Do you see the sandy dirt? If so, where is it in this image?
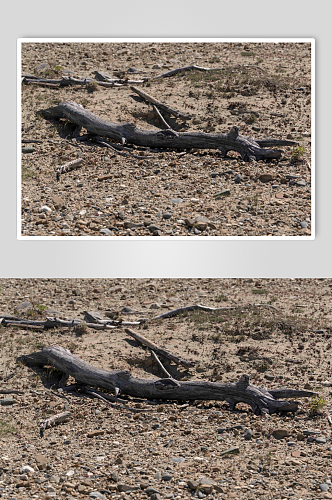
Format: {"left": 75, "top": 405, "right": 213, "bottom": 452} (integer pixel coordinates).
{"left": 20, "top": 41, "right": 312, "bottom": 237}
{"left": 1, "top": 278, "right": 332, "bottom": 499}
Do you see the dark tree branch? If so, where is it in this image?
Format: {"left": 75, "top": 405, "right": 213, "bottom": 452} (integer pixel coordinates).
{"left": 36, "top": 101, "right": 298, "bottom": 162}
{"left": 17, "top": 346, "right": 317, "bottom": 415}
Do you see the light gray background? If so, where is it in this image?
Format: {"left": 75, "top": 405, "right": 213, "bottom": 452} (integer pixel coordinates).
{"left": 1, "top": 0, "right": 330, "bottom": 278}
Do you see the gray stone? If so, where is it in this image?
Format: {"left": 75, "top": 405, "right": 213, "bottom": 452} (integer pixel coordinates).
{"left": 319, "top": 484, "right": 329, "bottom": 492}
{"left": 162, "top": 474, "right": 173, "bottom": 481}
{"left": 197, "top": 492, "right": 206, "bottom": 499}
{"left": 297, "top": 181, "right": 306, "bottom": 187}
{"left": 22, "top": 147, "right": 35, "bottom": 153}
{"left": 150, "top": 494, "right": 162, "bottom": 500}
{"left": 99, "top": 229, "right": 113, "bottom": 236}
{"left": 153, "top": 230, "right": 163, "bottom": 236}
{"left": 117, "top": 484, "right": 135, "bottom": 492}
{"left": 264, "top": 372, "right": 275, "bottom": 381}
{"left": 300, "top": 221, "right": 308, "bottom": 228}
{"left": 1, "top": 398, "right": 18, "bottom": 407}
{"left": 170, "top": 198, "right": 183, "bottom": 204}
{"left": 16, "top": 301, "right": 32, "bottom": 310}
{"left": 287, "top": 441, "right": 297, "bottom": 446}
{"left": 234, "top": 174, "right": 242, "bottom": 183}
{"left": 316, "top": 437, "right": 327, "bottom": 444}
{"left": 244, "top": 429, "right": 253, "bottom": 440}
{"left": 170, "top": 457, "right": 185, "bottom": 463}
{"left": 89, "top": 492, "right": 106, "bottom": 499}
{"left": 145, "top": 488, "right": 161, "bottom": 496}
{"left": 198, "top": 477, "right": 216, "bottom": 486}
{"left": 162, "top": 213, "right": 172, "bottom": 219}
{"left": 303, "top": 430, "right": 321, "bottom": 435}
{"left": 147, "top": 225, "right": 162, "bottom": 232}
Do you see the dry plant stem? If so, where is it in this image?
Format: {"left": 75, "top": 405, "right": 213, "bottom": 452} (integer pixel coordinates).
{"left": 125, "top": 328, "right": 194, "bottom": 368}
{"left": 130, "top": 86, "right": 190, "bottom": 120}
{"left": 151, "top": 304, "right": 235, "bottom": 320}
{"left": 22, "top": 139, "right": 43, "bottom": 144}
{"left": 92, "top": 137, "right": 153, "bottom": 159}
{"left": 326, "top": 412, "right": 332, "bottom": 426}
{"left": 36, "top": 101, "right": 297, "bottom": 161}
{"left": 243, "top": 65, "right": 266, "bottom": 72}
{"left": 0, "top": 389, "right": 24, "bottom": 394}
{"left": 40, "top": 411, "right": 71, "bottom": 438}
{"left": 83, "top": 387, "right": 152, "bottom": 413}
{"left": 150, "top": 350, "right": 172, "bottom": 378}
{"left": 18, "top": 346, "right": 317, "bottom": 415}
{"left": 153, "top": 65, "right": 225, "bottom": 79}
{"left": 254, "top": 303, "right": 279, "bottom": 311}
{"left": 152, "top": 105, "right": 172, "bottom": 130}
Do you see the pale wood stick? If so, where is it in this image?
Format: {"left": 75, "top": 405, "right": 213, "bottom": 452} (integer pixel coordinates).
{"left": 56, "top": 158, "right": 83, "bottom": 179}
{"left": 153, "top": 65, "right": 224, "bottom": 79}
{"left": 152, "top": 105, "right": 172, "bottom": 130}
{"left": 151, "top": 304, "right": 235, "bottom": 321}
{"left": 130, "top": 86, "right": 190, "bottom": 120}
{"left": 40, "top": 411, "right": 71, "bottom": 437}
{"left": 150, "top": 349, "right": 172, "bottom": 378}
{"left": 125, "top": 328, "right": 194, "bottom": 368}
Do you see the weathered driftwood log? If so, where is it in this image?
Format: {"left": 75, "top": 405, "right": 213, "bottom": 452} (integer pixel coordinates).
{"left": 36, "top": 101, "right": 297, "bottom": 161}
{"left": 17, "top": 346, "right": 317, "bottom": 415}
{"left": 0, "top": 315, "right": 141, "bottom": 330}
{"left": 124, "top": 328, "right": 194, "bottom": 368}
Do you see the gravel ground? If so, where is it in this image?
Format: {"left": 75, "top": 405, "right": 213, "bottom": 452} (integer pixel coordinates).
{"left": 20, "top": 41, "right": 312, "bottom": 237}
{"left": 1, "top": 278, "right": 332, "bottom": 500}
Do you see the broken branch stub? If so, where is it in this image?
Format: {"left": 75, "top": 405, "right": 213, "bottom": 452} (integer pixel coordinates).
{"left": 36, "top": 101, "right": 297, "bottom": 162}
{"left": 17, "top": 346, "right": 317, "bottom": 415}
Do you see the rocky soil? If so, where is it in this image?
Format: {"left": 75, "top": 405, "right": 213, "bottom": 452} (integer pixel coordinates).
{"left": 1, "top": 278, "right": 332, "bottom": 499}
{"left": 20, "top": 41, "right": 312, "bottom": 237}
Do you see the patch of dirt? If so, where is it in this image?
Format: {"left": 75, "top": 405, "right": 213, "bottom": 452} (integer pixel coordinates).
{"left": 1, "top": 279, "right": 331, "bottom": 499}
{"left": 20, "top": 41, "right": 312, "bottom": 237}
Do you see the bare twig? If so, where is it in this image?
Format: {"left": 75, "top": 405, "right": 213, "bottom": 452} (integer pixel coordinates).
{"left": 153, "top": 65, "right": 224, "bottom": 79}
{"left": 130, "top": 86, "right": 190, "bottom": 120}
{"left": 22, "top": 139, "right": 43, "bottom": 144}
{"left": 243, "top": 65, "right": 266, "bottom": 72}
{"left": 152, "top": 105, "right": 172, "bottom": 130}
{"left": 150, "top": 350, "right": 172, "bottom": 378}
{"left": 151, "top": 304, "right": 235, "bottom": 321}
{"left": 92, "top": 137, "right": 153, "bottom": 159}
{"left": 254, "top": 303, "right": 279, "bottom": 312}
{"left": 0, "top": 389, "right": 24, "bottom": 395}
{"left": 125, "top": 328, "right": 194, "bottom": 368}
{"left": 83, "top": 387, "right": 153, "bottom": 413}
{"left": 326, "top": 412, "right": 332, "bottom": 427}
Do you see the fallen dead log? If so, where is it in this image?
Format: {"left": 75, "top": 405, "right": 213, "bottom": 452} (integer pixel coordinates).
{"left": 18, "top": 346, "right": 317, "bottom": 415}
{"left": 0, "top": 315, "right": 142, "bottom": 330}
{"left": 130, "top": 86, "right": 190, "bottom": 120}
{"left": 125, "top": 328, "right": 194, "bottom": 368}
{"left": 36, "top": 101, "right": 297, "bottom": 161}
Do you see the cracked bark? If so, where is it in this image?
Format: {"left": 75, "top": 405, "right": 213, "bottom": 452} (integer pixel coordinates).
{"left": 18, "top": 346, "right": 316, "bottom": 415}
{"left": 36, "top": 101, "right": 298, "bottom": 162}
